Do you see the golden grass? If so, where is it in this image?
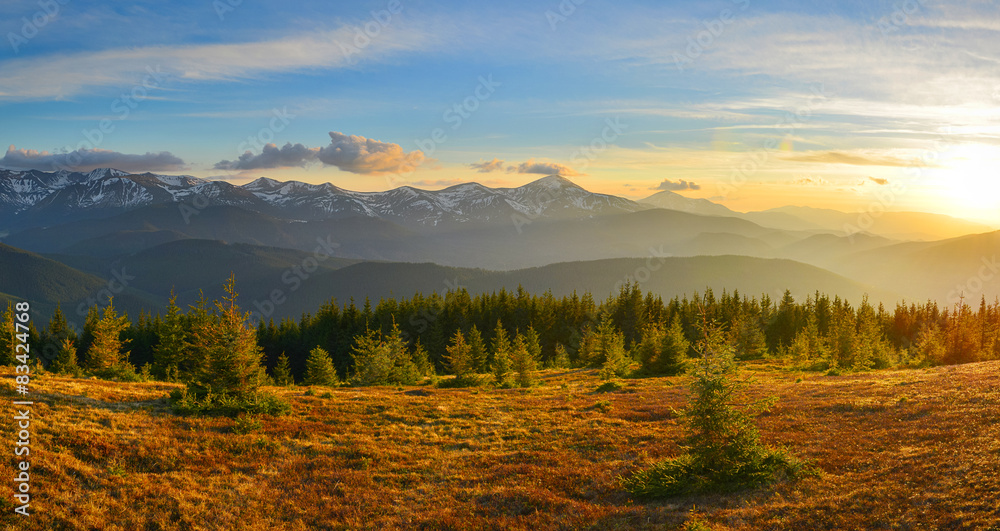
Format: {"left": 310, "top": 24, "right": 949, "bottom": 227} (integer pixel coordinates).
{"left": 2, "top": 361, "right": 999, "bottom": 530}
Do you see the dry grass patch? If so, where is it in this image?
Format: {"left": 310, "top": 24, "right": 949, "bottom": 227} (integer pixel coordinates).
{"left": 0, "top": 362, "right": 998, "bottom": 529}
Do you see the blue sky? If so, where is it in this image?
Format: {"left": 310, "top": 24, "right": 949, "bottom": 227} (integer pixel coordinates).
{"left": 2, "top": 0, "right": 999, "bottom": 223}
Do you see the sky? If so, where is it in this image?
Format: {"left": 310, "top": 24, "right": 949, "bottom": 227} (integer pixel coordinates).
{"left": 1, "top": 0, "right": 999, "bottom": 225}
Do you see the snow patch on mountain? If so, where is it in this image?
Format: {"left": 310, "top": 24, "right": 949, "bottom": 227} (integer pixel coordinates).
{"left": 0, "top": 167, "right": 658, "bottom": 228}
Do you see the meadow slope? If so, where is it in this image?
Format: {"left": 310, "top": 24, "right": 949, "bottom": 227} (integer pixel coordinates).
{"left": 2, "top": 362, "right": 999, "bottom": 530}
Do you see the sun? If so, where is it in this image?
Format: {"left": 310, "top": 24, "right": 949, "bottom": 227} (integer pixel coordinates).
{"left": 934, "top": 144, "right": 1000, "bottom": 225}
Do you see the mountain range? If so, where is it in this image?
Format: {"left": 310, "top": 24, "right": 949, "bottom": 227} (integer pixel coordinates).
{"left": 1, "top": 167, "right": 997, "bottom": 322}
{"left": 0, "top": 168, "right": 641, "bottom": 231}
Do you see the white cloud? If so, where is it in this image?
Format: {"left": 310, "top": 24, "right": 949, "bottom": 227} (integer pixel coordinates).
{"left": 0, "top": 24, "right": 433, "bottom": 100}
{"left": 317, "top": 132, "right": 426, "bottom": 175}
{"left": 468, "top": 158, "right": 506, "bottom": 173}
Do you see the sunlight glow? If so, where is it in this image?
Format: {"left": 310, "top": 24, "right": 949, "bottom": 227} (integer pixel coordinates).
{"left": 936, "top": 144, "right": 1000, "bottom": 225}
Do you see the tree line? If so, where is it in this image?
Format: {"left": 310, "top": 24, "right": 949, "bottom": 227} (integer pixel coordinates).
{"left": 3, "top": 281, "right": 999, "bottom": 390}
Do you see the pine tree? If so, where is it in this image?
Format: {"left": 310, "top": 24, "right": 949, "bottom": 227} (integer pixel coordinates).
{"left": 579, "top": 314, "right": 629, "bottom": 375}
{"left": 599, "top": 333, "right": 630, "bottom": 380}
{"left": 523, "top": 325, "right": 543, "bottom": 365}
{"left": 853, "top": 297, "right": 893, "bottom": 370}
{"left": 0, "top": 303, "right": 16, "bottom": 366}
{"left": 50, "top": 338, "right": 79, "bottom": 375}
{"left": 184, "top": 291, "right": 214, "bottom": 381}
{"left": 677, "top": 316, "right": 797, "bottom": 490}
{"left": 551, "top": 343, "right": 571, "bottom": 369}
{"left": 190, "top": 275, "right": 266, "bottom": 399}
{"left": 466, "top": 324, "right": 488, "bottom": 373}
{"left": 384, "top": 321, "right": 420, "bottom": 385}
{"left": 788, "top": 313, "right": 827, "bottom": 365}
{"left": 910, "top": 324, "right": 945, "bottom": 366}
{"left": 828, "top": 301, "right": 855, "bottom": 369}
{"left": 350, "top": 328, "right": 393, "bottom": 385}
{"left": 444, "top": 329, "right": 474, "bottom": 380}
{"left": 153, "top": 293, "right": 187, "bottom": 381}
{"left": 40, "top": 305, "right": 76, "bottom": 369}
{"left": 86, "top": 299, "right": 131, "bottom": 371}
{"left": 624, "top": 314, "right": 804, "bottom": 497}
{"left": 411, "top": 339, "right": 434, "bottom": 377}
{"left": 588, "top": 315, "right": 630, "bottom": 379}
{"left": 511, "top": 333, "right": 537, "bottom": 387}
{"left": 491, "top": 320, "right": 512, "bottom": 387}
{"left": 577, "top": 324, "right": 601, "bottom": 368}
{"left": 730, "top": 314, "right": 768, "bottom": 360}
{"left": 77, "top": 305, "right": 100, "bottom": 366}
{"left": 637, "top": 317, "right": 688, "bottom": 376}
{"left": 271, "top": 353, "right": 296, "bottom": 386}
{"left": 304, "top": 347, "right": 339, "bottom": 386}
{"left": 945, "top": 300, "right": 980, "bottom": 365}
{"left": 659, "top": 315, "right": 690, "bottom": 374}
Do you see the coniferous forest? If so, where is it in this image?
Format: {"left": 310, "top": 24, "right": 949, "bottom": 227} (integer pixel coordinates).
{"left": 5, "top": 279, "right": 998, "bottom": 387}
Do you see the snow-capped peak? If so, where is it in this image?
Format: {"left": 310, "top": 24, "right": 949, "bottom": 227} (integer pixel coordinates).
{"left": 0, "top": 168, "right": 652, "bottom": 228}
{"left": 86, "top": 168, "right": 130, "bottom": 181}
{"left": 524, "top": 174, "right": 580, "bottom": 191}
{"left": 243, "top": 177, "right": 283, "bottom": 191}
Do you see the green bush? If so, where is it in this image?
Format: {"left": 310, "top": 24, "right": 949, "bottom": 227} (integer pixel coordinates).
{"left": 91, "top": 362, "right": 146, "bottom": 382}
{"left": 594, "top": 380, "right": 625, "bottom": 393}
{"left": 169, "top": 388, "right": 291, "bottom": 417}
{"left": 232, "top": 414, "right": 263, "bottom": 434}
{"left": 436, "top": 374, "right": 482, "bottom": 388}
{"left": 624, "top": 317, "right": 810, "bottom": 498}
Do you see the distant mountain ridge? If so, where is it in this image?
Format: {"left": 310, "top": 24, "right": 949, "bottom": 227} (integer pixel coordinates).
{"left": 4, "top": 167, "right": 991, "bottom": 241}
{"left": 0, "top": 168, "right": 646, "bottom": 230}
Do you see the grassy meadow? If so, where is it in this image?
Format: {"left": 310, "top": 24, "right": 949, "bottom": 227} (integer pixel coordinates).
{"left": 3, "top": 361, "right": 1000, "bottom": 530}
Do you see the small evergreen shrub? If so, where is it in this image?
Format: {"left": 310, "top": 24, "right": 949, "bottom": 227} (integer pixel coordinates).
{"left": 624, "top": 316, "right": 810, "bottom": 498}
{"left": 304, "top": 347, "right": 340, "bottom": 387}
{"left": 595, "top": 380, "right": 625, "bottom": 393}
{"left": 436, "top": 374, "right": 482, "bottom": 388}
{"left": 170, "top": 388, "right": 291, "bottom": 417}
{"left": 232, "top": 414, "right": 263, "bottom": 434}
{"left": 91, "top": 362, "right": 145, "bottom": 382}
